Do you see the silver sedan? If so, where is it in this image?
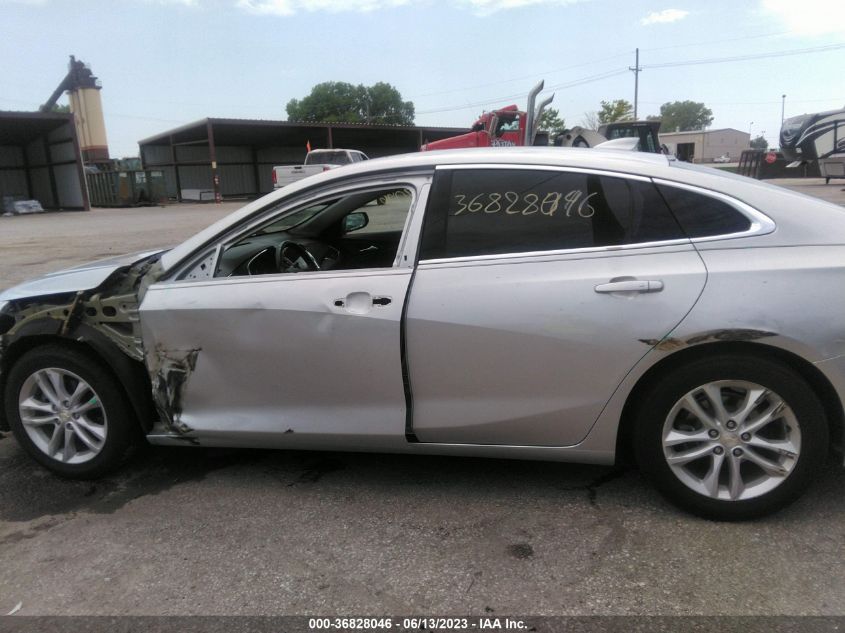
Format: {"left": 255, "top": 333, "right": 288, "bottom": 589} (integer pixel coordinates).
{"left": 1, "top": 147, "right": 843, "bottom": 520}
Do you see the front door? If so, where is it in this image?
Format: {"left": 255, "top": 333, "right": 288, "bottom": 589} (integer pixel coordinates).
{"left": 139, "top": 180, "right": 427, "bottom": 445}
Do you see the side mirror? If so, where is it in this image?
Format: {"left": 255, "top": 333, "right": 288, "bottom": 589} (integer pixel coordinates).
{"left": 343, "top": 211, "right": 369, "bottom": 233}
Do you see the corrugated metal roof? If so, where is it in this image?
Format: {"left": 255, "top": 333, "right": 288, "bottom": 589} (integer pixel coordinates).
{"left": 0, "top": 111, "right": 75, "bottom": 145}
{"left": 139, "top": 118, "right": 467, "bottom": 146}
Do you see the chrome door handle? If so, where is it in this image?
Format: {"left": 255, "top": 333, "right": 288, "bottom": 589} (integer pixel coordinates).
{"left": 332, "top": 293, "right": 392, "bottom": 314}
{"left": 594, "top": 279, "right": 664, "bottom": 293}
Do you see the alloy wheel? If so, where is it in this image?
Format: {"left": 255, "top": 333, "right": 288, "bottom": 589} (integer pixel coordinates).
{"left": 661, "top": 380, "right": 801, "bottom": 501}
{"left": 18, "top": 367, "right": 109, "bottom": 465}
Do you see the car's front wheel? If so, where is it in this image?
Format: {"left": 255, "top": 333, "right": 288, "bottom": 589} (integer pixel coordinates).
{"left": 634, "top": 355, "right": 829, "bottom": 520}
{"left": 4, "top": 345, "right": 136, "bottom": 478}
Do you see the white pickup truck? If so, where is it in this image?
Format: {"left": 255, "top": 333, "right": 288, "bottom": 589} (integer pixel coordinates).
{"left": 272, "top": 149, "right": 369, "bottom": 189}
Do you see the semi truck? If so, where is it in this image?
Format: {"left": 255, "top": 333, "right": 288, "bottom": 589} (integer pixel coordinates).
{"left": 421, "top": 82, "right": 554, "bottom": 151}
{"left": 421, "top": 81, "right": 664, "bottom": 154}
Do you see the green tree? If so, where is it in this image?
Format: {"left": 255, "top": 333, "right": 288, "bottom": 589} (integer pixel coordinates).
{"left": 286, "top": 81, "right": 414, "bottom": 125}
{"left": 597, "top": 99, "right": 634, "bottom": 124}
{"left": 50, "top": 104, "right": 71, "bottom": 113}
{"left": 750, "top": 135, "right": 768, "bottom": 150}
{"left": 537, "top": 107, "right": 565, "bottom": 135}
{"left": 649, "top": 101, "right": 714, "bottom": 132}
{"left": 364, "top": 82, "right": 415, "bottom": 125}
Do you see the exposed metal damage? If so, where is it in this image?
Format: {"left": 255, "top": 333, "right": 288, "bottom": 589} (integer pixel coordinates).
{"left": 640, "top": 329, "right": 778, "bottom": 352}
{"left": 148, "top": 347, "right": 200, "bottom": 435}
{"left": 0, "top": 254, "right": 196, "bottom": 435}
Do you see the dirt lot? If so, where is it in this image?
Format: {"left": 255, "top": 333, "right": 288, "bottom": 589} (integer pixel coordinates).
{"left": 0, "top": 181, "right": 844, "bottom": 616}
{"left": 0, "top": 202, "right": 237, "bottom": 290}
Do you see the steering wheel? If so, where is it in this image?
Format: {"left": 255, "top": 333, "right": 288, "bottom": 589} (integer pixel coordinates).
{"left": 279, "top": 241, "right": 321, "bottom": 273}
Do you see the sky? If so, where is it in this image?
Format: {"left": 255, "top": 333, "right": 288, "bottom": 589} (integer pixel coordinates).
{"left": 1, "top": 0, "right": 844, "bottom": 157}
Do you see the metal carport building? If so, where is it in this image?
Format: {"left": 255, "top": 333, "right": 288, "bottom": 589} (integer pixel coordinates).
{"left": 138, "top": 118, "right": 467, "bottom": 202}
{"left": 0, "top": 111, "right": 89, "bottom": 211}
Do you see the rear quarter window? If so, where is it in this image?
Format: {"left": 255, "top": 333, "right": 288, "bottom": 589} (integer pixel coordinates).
{"left": 657, "top": 184, "right": 752, "bottom": 237}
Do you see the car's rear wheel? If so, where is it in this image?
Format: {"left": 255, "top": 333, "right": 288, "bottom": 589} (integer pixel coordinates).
{"left": 634, "top": 355, "right": 828, "bottom": 520}
{"left": 4, "top": 345, "right": 136, "bottom": 478}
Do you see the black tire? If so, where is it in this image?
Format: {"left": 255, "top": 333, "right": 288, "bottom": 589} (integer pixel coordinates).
{"left": 633, "top": 355, "right": 828, "bottom": 520}
{"left": 4, "top": 345, "right": 137, "bottom": 479}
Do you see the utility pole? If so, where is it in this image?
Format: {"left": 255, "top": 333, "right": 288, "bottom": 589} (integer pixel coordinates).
{"left": 629, "top": 48, "right": 642, "bottom": 119}
{"left": 781, "top": 94, "right": 787, "bottom": 126}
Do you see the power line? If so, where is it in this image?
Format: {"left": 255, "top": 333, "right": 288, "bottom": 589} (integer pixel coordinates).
{"left": 640, "top": 30, "right": 792, "bottom": 53}
{"left": 410, "top": 51, "right": 631, "bottom": 100}
{"left": 639, "top": 97, "right": 845, "bottom": 106}
{"left": 643, "top": 42, "right": 845, "bottom": 69}
{"left": 416, "top": 68, "right": 629, "bottom": 115}
{"left": 411, "top": 30, "right": 798, "bottom": 103}
{"left": 417, "top": 41, "right": 845, "bottom": 117}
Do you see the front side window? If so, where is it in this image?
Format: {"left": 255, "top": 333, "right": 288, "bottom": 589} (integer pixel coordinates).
{"left": 419, "top": 168, "right": 685, "bottom": 260}
{"left": 213, "top": 187, "right": 414, "bottom": 277}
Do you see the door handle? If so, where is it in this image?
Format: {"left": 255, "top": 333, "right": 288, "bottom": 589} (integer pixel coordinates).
{"left": 333, "top": 294, "right": 392, "bottom": 312}
{"left": 594, "top": 279, "right": 664, "bottom": 293}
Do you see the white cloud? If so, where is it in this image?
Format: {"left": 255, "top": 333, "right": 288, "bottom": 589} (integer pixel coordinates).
{"left": 236, "top": 0, "right": 411, "bottom": 15}
{"left": 760, "top": 0, "right": 845, "bottom": 36}
{"left": 237, "top": 0, "right": 584, "bottom": 16}
{"left": 640, "top": 8, "right": 689, "bottom": 26}
{"left": 4, "top": 0, "right": 586, "bottom": 15}
{"left": 461, "top": 0, "right": 584, "bottom": 16}
{"left": 1, "top": 0, "right": 197, "bottom": 5}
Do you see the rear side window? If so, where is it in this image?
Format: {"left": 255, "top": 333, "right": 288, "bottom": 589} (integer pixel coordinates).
{"left": 419, "top": 168, "right": 686, "bottom": 259}
{"left": 657, "top": 184, "right": 751, "bottom": 238}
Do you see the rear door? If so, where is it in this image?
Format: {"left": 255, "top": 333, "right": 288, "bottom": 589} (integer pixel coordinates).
{"left": 405, "top": 165, "right": 707, "bottom": 446}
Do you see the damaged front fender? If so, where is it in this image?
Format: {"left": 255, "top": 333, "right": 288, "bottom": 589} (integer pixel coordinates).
{"left": 0, "top": 254, "right": 167, "bottom": 433}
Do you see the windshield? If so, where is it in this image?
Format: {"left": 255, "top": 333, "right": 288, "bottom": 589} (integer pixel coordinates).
{"left": 304, "top": 151, "right": 351, "bottom": 165}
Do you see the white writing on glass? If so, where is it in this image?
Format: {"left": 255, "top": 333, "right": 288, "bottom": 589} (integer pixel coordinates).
{"left": 453, "top": 191, "right": 597, "bottom": 218}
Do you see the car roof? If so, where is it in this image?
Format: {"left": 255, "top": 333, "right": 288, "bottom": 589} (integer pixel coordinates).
{"left": 360, "top": 147, "right": 674, "bottom": 175}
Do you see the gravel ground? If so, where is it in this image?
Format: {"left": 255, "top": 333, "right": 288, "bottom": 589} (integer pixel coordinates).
{"left": 0, "top": 180, "right": 844, "bottom": 616}
{"left": 0, "top": 202, "right": 237, "bottom": 290}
